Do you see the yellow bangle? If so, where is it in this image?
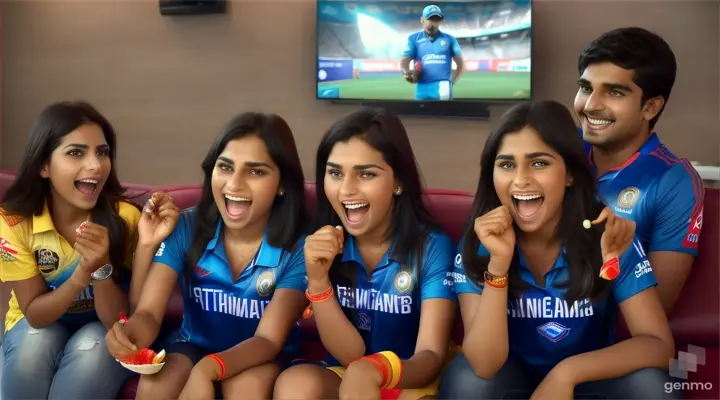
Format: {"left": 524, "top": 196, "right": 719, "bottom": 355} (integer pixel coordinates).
{"left": 378, "top": 351, "right": 403, "bottom": 389}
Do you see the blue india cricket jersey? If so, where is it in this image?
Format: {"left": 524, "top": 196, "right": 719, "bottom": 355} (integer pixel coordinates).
{"left": 153, "top": 208, "right": 307, "bottom": 354}
{"left": 584, "top": 132, "right": 705, "bottom": 255}
{"left": 402, "top": 31, "right": 462, "bottom": 101}
{"left": 453, "top": 236, "right": 656, "bottom": 374}
{"left": 324, "top": 230, "right": 457, "bottom": 366}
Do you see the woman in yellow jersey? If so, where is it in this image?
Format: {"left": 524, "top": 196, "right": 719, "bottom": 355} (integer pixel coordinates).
{"left": 0, "top": 101, "right": 177, "bottom": 399}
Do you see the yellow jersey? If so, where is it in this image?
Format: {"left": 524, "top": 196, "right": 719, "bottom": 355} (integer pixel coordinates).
{"left": 0, "top": 201, "right": 140, "bottom": 332}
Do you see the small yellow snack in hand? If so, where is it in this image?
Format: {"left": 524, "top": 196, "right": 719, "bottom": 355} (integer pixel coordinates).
{"left": 583, "top": 219, "right": 591, "bottom": 229}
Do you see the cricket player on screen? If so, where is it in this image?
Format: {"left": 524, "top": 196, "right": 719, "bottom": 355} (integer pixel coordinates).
{"left": 401, "top": 5, "right": 466, "bottom": 100}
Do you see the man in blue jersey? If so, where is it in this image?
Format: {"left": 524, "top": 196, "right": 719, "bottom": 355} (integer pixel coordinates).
{"left": 575, "top": 27, "right": 705, "bottom": 314}
{"left": 400, "top": 4, "right": 466, "bottom": 100}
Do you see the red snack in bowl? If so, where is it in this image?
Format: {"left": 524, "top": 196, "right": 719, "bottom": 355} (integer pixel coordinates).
{"left": 120, "top": 348, "right": 166, "bottom": 365}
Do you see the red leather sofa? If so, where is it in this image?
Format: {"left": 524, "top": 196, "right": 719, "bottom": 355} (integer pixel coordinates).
{"left": 0, "top": 170, "right": 718, "bottom": 399}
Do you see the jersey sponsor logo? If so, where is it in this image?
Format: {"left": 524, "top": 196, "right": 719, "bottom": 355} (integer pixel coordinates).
{"left": 155, "top": 242, "right": 165, "bottom": 257}
{"left": 443, "top": 271, "right": 455, "bottom": 287}
{"left": 336, "top": 285, "right": 413, "bottom": 315}
{"left": 394, "top": 270, "right": 413, "bottom": 293}
{"left": 635, "top": 259, "right": 652, "bottom": 279}
{"left": 256, "top": 271, "right": 276, "bottom": 297}
{"left": 355, "top": 312, "right": 372, "bottom": 332}
{"left": 509, "top": 296, "right": 594, "bottom": 319}
{"left": 683, "top": 206, "right": 703, "bottom": 248}
{"left": 35, "top": 249, "right": 60, "bottom": 274}
{"left": 537, "top": 321, "right": 571, "bottom": 343}
{"left": 614, "top": 186, "right": 640, "bottom": 214}
{"left": 421, "top": 53, "right": 448, "bottom": 65}
{"left": 0, "top": 237, "right": 18, "bottom": 262}
{"left": 192, "top": 286, "right": 270, "bottom": 319}
{"left": 450, "top": 271, "right": 466, "bottom": 284}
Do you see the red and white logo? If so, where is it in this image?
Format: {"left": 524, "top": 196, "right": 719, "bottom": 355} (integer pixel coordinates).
{"left": 0, "top": 238, "right": 17, "bottom": 255}
{"left": 682, "top": 206, "right": 703, "bottom": 248}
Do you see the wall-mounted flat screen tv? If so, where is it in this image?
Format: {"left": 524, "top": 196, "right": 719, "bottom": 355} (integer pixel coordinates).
{"left": 316, "top": 0, "right": 532, "bottom": 102}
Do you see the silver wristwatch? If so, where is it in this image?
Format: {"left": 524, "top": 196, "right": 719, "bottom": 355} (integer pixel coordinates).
{"left": 91, "top": 264, "right": 114, "bottom": 280}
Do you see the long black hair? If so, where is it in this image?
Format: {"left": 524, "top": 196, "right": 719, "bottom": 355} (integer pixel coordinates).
{"left": 314, "top": 108, "right": 438, "bottom": 285}
{"left": 185, "top": 112, "right": 308, "bottom": 275}
{"left": 461, "top": 100, "right": 610, "bottom": 302}
{"left": 1, "top": 101, "right": 130, "bottom": 272}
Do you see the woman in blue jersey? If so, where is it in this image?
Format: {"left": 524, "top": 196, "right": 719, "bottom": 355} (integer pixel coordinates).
{"left": 273, "top": 108, "right": 457, "bottom": 400}
{"left": 437, "top": 100, "right": 677, "bottom": 399}
{"left": 105, "top": 112, "right": 310, "bottom": 400}
{"left": 0, "top": 101, "right": 164, "bottom": 399}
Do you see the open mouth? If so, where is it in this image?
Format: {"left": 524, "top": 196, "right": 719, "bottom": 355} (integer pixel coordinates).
{"left": 512, "top": 193, "right": 544, "bottom": 221}
{"left": 74, "top": 179, "right": 98, "bottom": 197}
{"left": 224, "top": 194, "right": 252, "bottom": 219}
{"left": 342, "top": 201, "right": 369, "bottom": 227}
{"left": 584, "top": 115, "right": 615, "bottom": 129}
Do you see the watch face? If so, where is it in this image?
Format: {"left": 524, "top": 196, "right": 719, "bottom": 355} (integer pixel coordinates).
{"left": 91, "top": 264, "right": 113, "bottom": 280}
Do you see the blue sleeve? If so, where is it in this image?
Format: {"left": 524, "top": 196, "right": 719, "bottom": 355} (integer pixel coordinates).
{"left": 419, "top": 233, "right": 457, "bottom": 301}
{"left": 450, "top": 36, "right": 462, "bottom": 57}
{"left": 452, "top": 237, "right": 486, "bottom": 295}
{"left": 275, "top": 239, "right": 307, "bottom": 292}
{"left": 612, "top": 236, "right": 657, "bottom": 304}
{"left": 649, "top": 162, "right": 705, "bottom": 256}
{"left": 402, "top": 33, "right": 416, "bottom": 58}
{"left": 151, "top": 211, "right": 191, "bottom": 274}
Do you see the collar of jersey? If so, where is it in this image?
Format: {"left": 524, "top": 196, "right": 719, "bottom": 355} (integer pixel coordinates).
{"left": 516, "top": 246, "right": 569, "bottom": 288}
{"left": 422, "top": 30, "right": 444, "bottom": 41}
{"left": 583, "top": 129, "right": 662, "bottom": 178}
{"left": 205, "top": 220, "right": 282, "bottom": 268}
{"left": 341, "top": 235, "right": 402, "bottom": 270}
{"left": 33, "top": 201, "right": 91, "bottom": 235}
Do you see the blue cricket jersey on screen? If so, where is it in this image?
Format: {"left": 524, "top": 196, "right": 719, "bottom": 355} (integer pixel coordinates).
{"left": 583, "top": 132, "right": 705, "bottom": 256}
{"left": 402, "top": 30, "right": 462, "bottom": 101}
{"left": 453, "top": 236, "right": 656, "bottom": 374}
{"left": 324, "top": 230, "right": 457, "bottom": 367}
{"left": 153, "top": 208, "right": 307, "bottom": 354}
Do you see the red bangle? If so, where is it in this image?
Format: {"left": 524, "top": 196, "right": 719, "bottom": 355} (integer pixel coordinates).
{"left": 355, "top": 354, "right": 392, "bottom": 387}
{"left": 599, "top": 256, "right": 620, "bottom": 280}
{"left": 204, "top": 354, "right": 226, "bottom": 381}
{"left": 305, "top": 286, "right": 334, "bottom": 302}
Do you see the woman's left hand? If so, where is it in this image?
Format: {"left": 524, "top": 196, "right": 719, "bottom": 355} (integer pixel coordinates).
{"left": 530, "top": 368, "right": 574, "bottom": 400}
{"left": 592, "top": 206, "right": 636, "bottom": 261}
{"left": 178, "top": 359, "right": 218, "bottom": 400}
{"left": 339, "top": 359, "right": 384, "bottom": 400}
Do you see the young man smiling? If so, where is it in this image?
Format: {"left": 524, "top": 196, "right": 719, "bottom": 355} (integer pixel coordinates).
{"left": 574, "top": 27, "right": 705, "bottom": 314}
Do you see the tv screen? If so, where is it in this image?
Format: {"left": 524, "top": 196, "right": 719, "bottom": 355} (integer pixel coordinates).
{"left": 316, "top": 0, "right": 532, "bottom": 102}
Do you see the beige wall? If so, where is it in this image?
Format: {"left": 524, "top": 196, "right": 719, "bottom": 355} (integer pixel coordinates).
{"left": 1, "top": 0, "right": 718, "bottom": 191}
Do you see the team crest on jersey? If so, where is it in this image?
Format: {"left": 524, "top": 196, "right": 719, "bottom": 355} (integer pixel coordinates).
{"left": 440, "top": 39, "right": 446, "bottom": 46}
{"left": 537, "top": 321, "right": 570, "bottom": 343}
{"left": 394, "top": 270, "right": 413, "bottom": 293}
{"left": 256, "top": 271, "right": 276, "bottom": 297}
{"left": 617, "top": 186, "right": 640, "bottom": 208}
{"left": 0, "top": 238, "right": 18, "bottom": 262}
{"left": 35, "top": 249, "right": 60, "bottom": 274}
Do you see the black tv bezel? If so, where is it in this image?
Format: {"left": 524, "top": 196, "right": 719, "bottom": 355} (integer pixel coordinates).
{"left": 314, "top": 0, "right": 535, "bottom": 119}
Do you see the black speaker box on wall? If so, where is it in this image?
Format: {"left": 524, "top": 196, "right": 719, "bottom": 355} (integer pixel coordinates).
{"left": 159, "top": 0, "right": 227, "bottom": 16}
